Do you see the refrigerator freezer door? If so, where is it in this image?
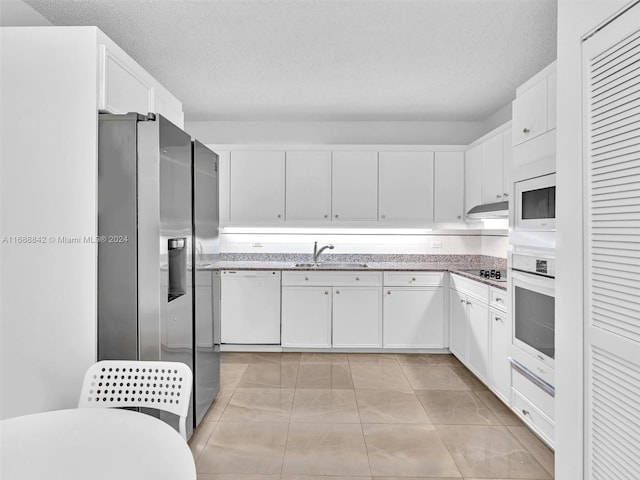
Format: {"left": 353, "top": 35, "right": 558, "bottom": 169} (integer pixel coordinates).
{"left": 193, "top": 140, "right": 221, "bottom": 426}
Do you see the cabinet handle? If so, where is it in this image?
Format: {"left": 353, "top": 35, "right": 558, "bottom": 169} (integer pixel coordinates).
{"left": 466, "top": 301, "right": 472, "bottom": 306}
{"left": 457, "top": 215, "right": 462, "bottom": 219}
{"left": 537, "top": 354, "right": 545, "bottom": 361}
{"left": 523, "top": 128, "right": 530, "bottom": 134}
{"left": 277, "top": 214, "right": 281, "bottom": 218}
{"left": 496, "top": 194, "right": 502, "bottom": 198}
{"left": 335, "top": 214, "right": 339, "bottom": 218}
{"left": 336, "top": 290, "right": 340, "bottom": 294}
{"left": 381, "top": 214, "right": 386, "bottom": 219}
{"left": 324, "top": 291, "right": 329, "bottom": 295}
{"left": 494, "top": 316, "right": 502, "bottom": 322}
{"left": 324, "top": 214, "right": 328, "bottom": 219}
{"left": 460, "top": 299, "right": 465, "bottom": 304}
{"left": 387, "top": 291, "right": 391, "bottom": 295}
{"left": 537, "top": 366, "right": 545, "bottom": 374}
{"left": 355, "top": 277, "right": 360, "bottom": 281}
{"left": 411, "top": 277, "right": 416, "bottom": 282}
{"left": 495, "top": 298, "right": 503, "bottom": 303}
{"left": 304, "top": 277, "right": 309, "bottom": 281}
{"left": 522, "top": 409, "right": 530, "bottom": 416}
{"left": 503, "top": 193, "right": 509, "bottom": 198}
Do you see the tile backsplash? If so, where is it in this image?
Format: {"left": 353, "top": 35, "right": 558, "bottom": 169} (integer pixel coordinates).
{"left": 219, "top": 232, "right": 508, "bottom": 258}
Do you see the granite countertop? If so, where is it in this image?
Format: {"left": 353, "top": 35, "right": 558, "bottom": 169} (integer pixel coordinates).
{"left": 198, "top": 254, "right": 508, "bottom": 290}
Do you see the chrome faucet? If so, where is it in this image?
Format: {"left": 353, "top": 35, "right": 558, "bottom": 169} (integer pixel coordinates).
{"left": 312, "top": 241, "right": 334, "bottom": 265}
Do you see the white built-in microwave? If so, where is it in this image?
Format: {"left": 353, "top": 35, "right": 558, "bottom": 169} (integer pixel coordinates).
{"left": 515, "top": 173, "right": 556, "bottom": 231}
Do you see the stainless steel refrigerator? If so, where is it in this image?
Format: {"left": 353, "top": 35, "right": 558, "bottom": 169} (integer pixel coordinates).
{"left": 97, "top": 113, "right": 220, "bottom": 439}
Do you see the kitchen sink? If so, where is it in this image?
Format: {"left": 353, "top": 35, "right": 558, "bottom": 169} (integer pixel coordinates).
{"left": 293, "top": 262, "right": 369, "bottom": 269}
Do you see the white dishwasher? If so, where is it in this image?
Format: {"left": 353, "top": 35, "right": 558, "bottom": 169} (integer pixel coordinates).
{"left": 220, "top": 270, "right": 281, "bottom": 344}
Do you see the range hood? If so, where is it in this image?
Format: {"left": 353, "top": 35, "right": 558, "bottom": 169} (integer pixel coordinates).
{"left": 466, "top": 201, "right": 509, "bottom": 219}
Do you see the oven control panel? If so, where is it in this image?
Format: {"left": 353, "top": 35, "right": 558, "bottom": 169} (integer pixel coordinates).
{"left": 511, "top": 254, "right": 555, "bottom": 278}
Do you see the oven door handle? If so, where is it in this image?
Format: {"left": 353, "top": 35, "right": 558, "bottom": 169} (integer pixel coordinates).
{"left": 509, "top": 270, "right": 555, "bottom": 292}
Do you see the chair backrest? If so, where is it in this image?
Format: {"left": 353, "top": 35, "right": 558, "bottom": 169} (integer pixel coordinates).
{"left": 78, "top": 360, "right": 192, "bottom": 439}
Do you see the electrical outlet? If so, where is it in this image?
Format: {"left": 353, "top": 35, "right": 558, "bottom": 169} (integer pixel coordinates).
{"left": 252, "top": 242, "right": 263, "bottom": 248}
{"left": 431, "top": 241, "right": 443, "bottom": 248}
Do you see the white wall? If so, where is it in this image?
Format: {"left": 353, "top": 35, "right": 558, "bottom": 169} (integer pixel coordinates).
{"left": 0, "top": 27, "right": 98, "bottom": 419}
{"left": 0, "top": 0, "right": 53, "bottom": 26}
{"left": 186, "top": 120, "right": 487, "bottom": 145}
{"left": 555, "top": 1, "right": 627, "bottom": 478}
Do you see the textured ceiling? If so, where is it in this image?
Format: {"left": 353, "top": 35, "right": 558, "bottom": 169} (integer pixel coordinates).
{"left": 26, "top": 0, "right": 557, "bottom": 122}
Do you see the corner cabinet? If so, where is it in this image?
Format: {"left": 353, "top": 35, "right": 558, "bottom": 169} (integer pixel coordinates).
{"left": 449, "top": 274, "right": 490, "bottom": 382}
{"left": 434, "top": 152, "right": 465, "bottom": 223}
{"left": 382, "top": 272, "right": 445, "bottom": 348}
{"left": 228, "top": 151, "right": 285, "bottom": 224}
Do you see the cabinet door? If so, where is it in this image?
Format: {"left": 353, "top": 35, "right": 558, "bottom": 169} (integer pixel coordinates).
{"left": 378, "top": 152, "right": 434, "bottom": 223}
{"left": 282, "top": 287, "right": 332, "bottom": 348}
{"left": 547, "top": 71, "right": 557, "bottom": 131}
{"left": 464, "top": 145, "right": 482, "bottom": 216}
{"left": 383, "top": 287, "right": 444, "bottom": 348}
{"left": 512, "top": 80, "right": 548, "bottom": 146}
{"left": 449, "top": 289, "right": 468, "bottom": 361}
{"left": 481, "top": 134, "right": 505, "bottom": 204}
{"left": 490, "top": 307, "right": 512, "bottom": 402}
{"left": 502, "top": 130, "right": 513, "bottom": 201}
{"left": 466, "top": 298, "right": 489, "bottom": 382}
{"left": 98, "top": 44, "right": 153, "bottom": 116}
{"left": 332, "top": 287, "right": 382, "bottom": 347}
{"left": 229, "top": 151, "right": 285, "bottom": 223}
{"left": 434, "top": 152, "right": 464, "bottom": 223}
{"left": 285, "top": 151, "right": 332, "bottom": 222}
{"left": 332, "top": 152, "right": 378, "bottom": 221}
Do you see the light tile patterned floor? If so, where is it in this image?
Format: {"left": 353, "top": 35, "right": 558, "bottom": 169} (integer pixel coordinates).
{"left": 190, "top": 353, "right": 555, "bottom": 480}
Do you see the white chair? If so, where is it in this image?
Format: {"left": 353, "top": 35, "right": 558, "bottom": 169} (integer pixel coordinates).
{"left": 78, "top": 360, "right": 193, "bottom": 440}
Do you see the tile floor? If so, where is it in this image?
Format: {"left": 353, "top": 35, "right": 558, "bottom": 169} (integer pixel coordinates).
{"left": 190, "top": 352, "right": 555, "bottom": 480}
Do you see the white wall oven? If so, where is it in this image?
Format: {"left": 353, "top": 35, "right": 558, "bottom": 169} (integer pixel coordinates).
{"left": 515, "top": 173, "right": 556, "bottom": 231}
{"left": 510, "top": 252, "right": 555, "bottom": 369}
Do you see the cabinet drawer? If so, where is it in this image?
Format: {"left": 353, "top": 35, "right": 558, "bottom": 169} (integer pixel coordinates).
{"left": 384, "top": 272, "right": 444, "bottom": 287}
{"left": 450, "top": 273, "right": 489, "bottom": 302}
{"left": 511, "top": 346, "right": 554, "bottom": 385}
{"left": 512, "top": 368, "right": 554, "bottom": 419}
{"left": 511, "top": 390, "right": 555, "bottom": 447}
{"left": 489, "top": 287, "right": 508, "bottom": 311}
{"left": 282, "top": 271, "right": 382, "bottom": 287}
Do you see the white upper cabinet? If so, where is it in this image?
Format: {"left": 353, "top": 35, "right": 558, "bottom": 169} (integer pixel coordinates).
{"left": 503, "top": 130, "right": 513, "bottom": 200}
{"left": 229, "top": 151, "right": 285, "bottom": 223}
{"left": 434, "top": 151, "right": 464, "bottom": 223}
{"left": 285, "top": 151, "right": 332, "bottom": 222}
{"left": 512, "top": 80, "right": 548, "bottom": 146}
{"left": 97, "top": 37, "right": 184, "bottom": 128}
{"left": 481, "top": 134, "right": 505, "bottom": 204}
{"left": 332, "top": 151, "right": 378, "bottom": 221}
{"left": 379, "top": 152, "right": 434, "bottom": 223}
{"left": 512, "top": 62, "right": 557, "bottom": 148}
{"left": 464, "top": 144, "right": 482, "bottom": 215}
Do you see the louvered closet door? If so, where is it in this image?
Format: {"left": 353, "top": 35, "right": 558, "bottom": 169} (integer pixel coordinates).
{"left": 583, "top": 3, "right": 640, "bottom": 479}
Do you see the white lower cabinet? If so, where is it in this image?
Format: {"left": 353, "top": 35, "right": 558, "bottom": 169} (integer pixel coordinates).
{"left": 281, "top": 286, "right": 332, "bottom": 348}
{"left": 383, "top": 272, "right": 445, "bottom": 348}
{"left": 449, "top": 274, "right": 490, "bottom": 382}
{"left": 333, "top": 287, "right": 382, "bottom": 348}
{"left": 281, "top": 271, "right": 382, "bottom": 349}
{"left": 489, "top": 287, "right": 511, "bottom": 402}
{"left": 465, "top": 296, "right": 489, "bottom": 382}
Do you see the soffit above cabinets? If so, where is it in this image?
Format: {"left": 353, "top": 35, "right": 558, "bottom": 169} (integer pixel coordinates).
{"left": 26, "top": 0, "right": 556, "bottom": 122}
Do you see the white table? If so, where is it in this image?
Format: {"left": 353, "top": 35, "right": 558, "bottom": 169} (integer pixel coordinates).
{"left": 0, "top": 408, "right": 196, "bottom": 480}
